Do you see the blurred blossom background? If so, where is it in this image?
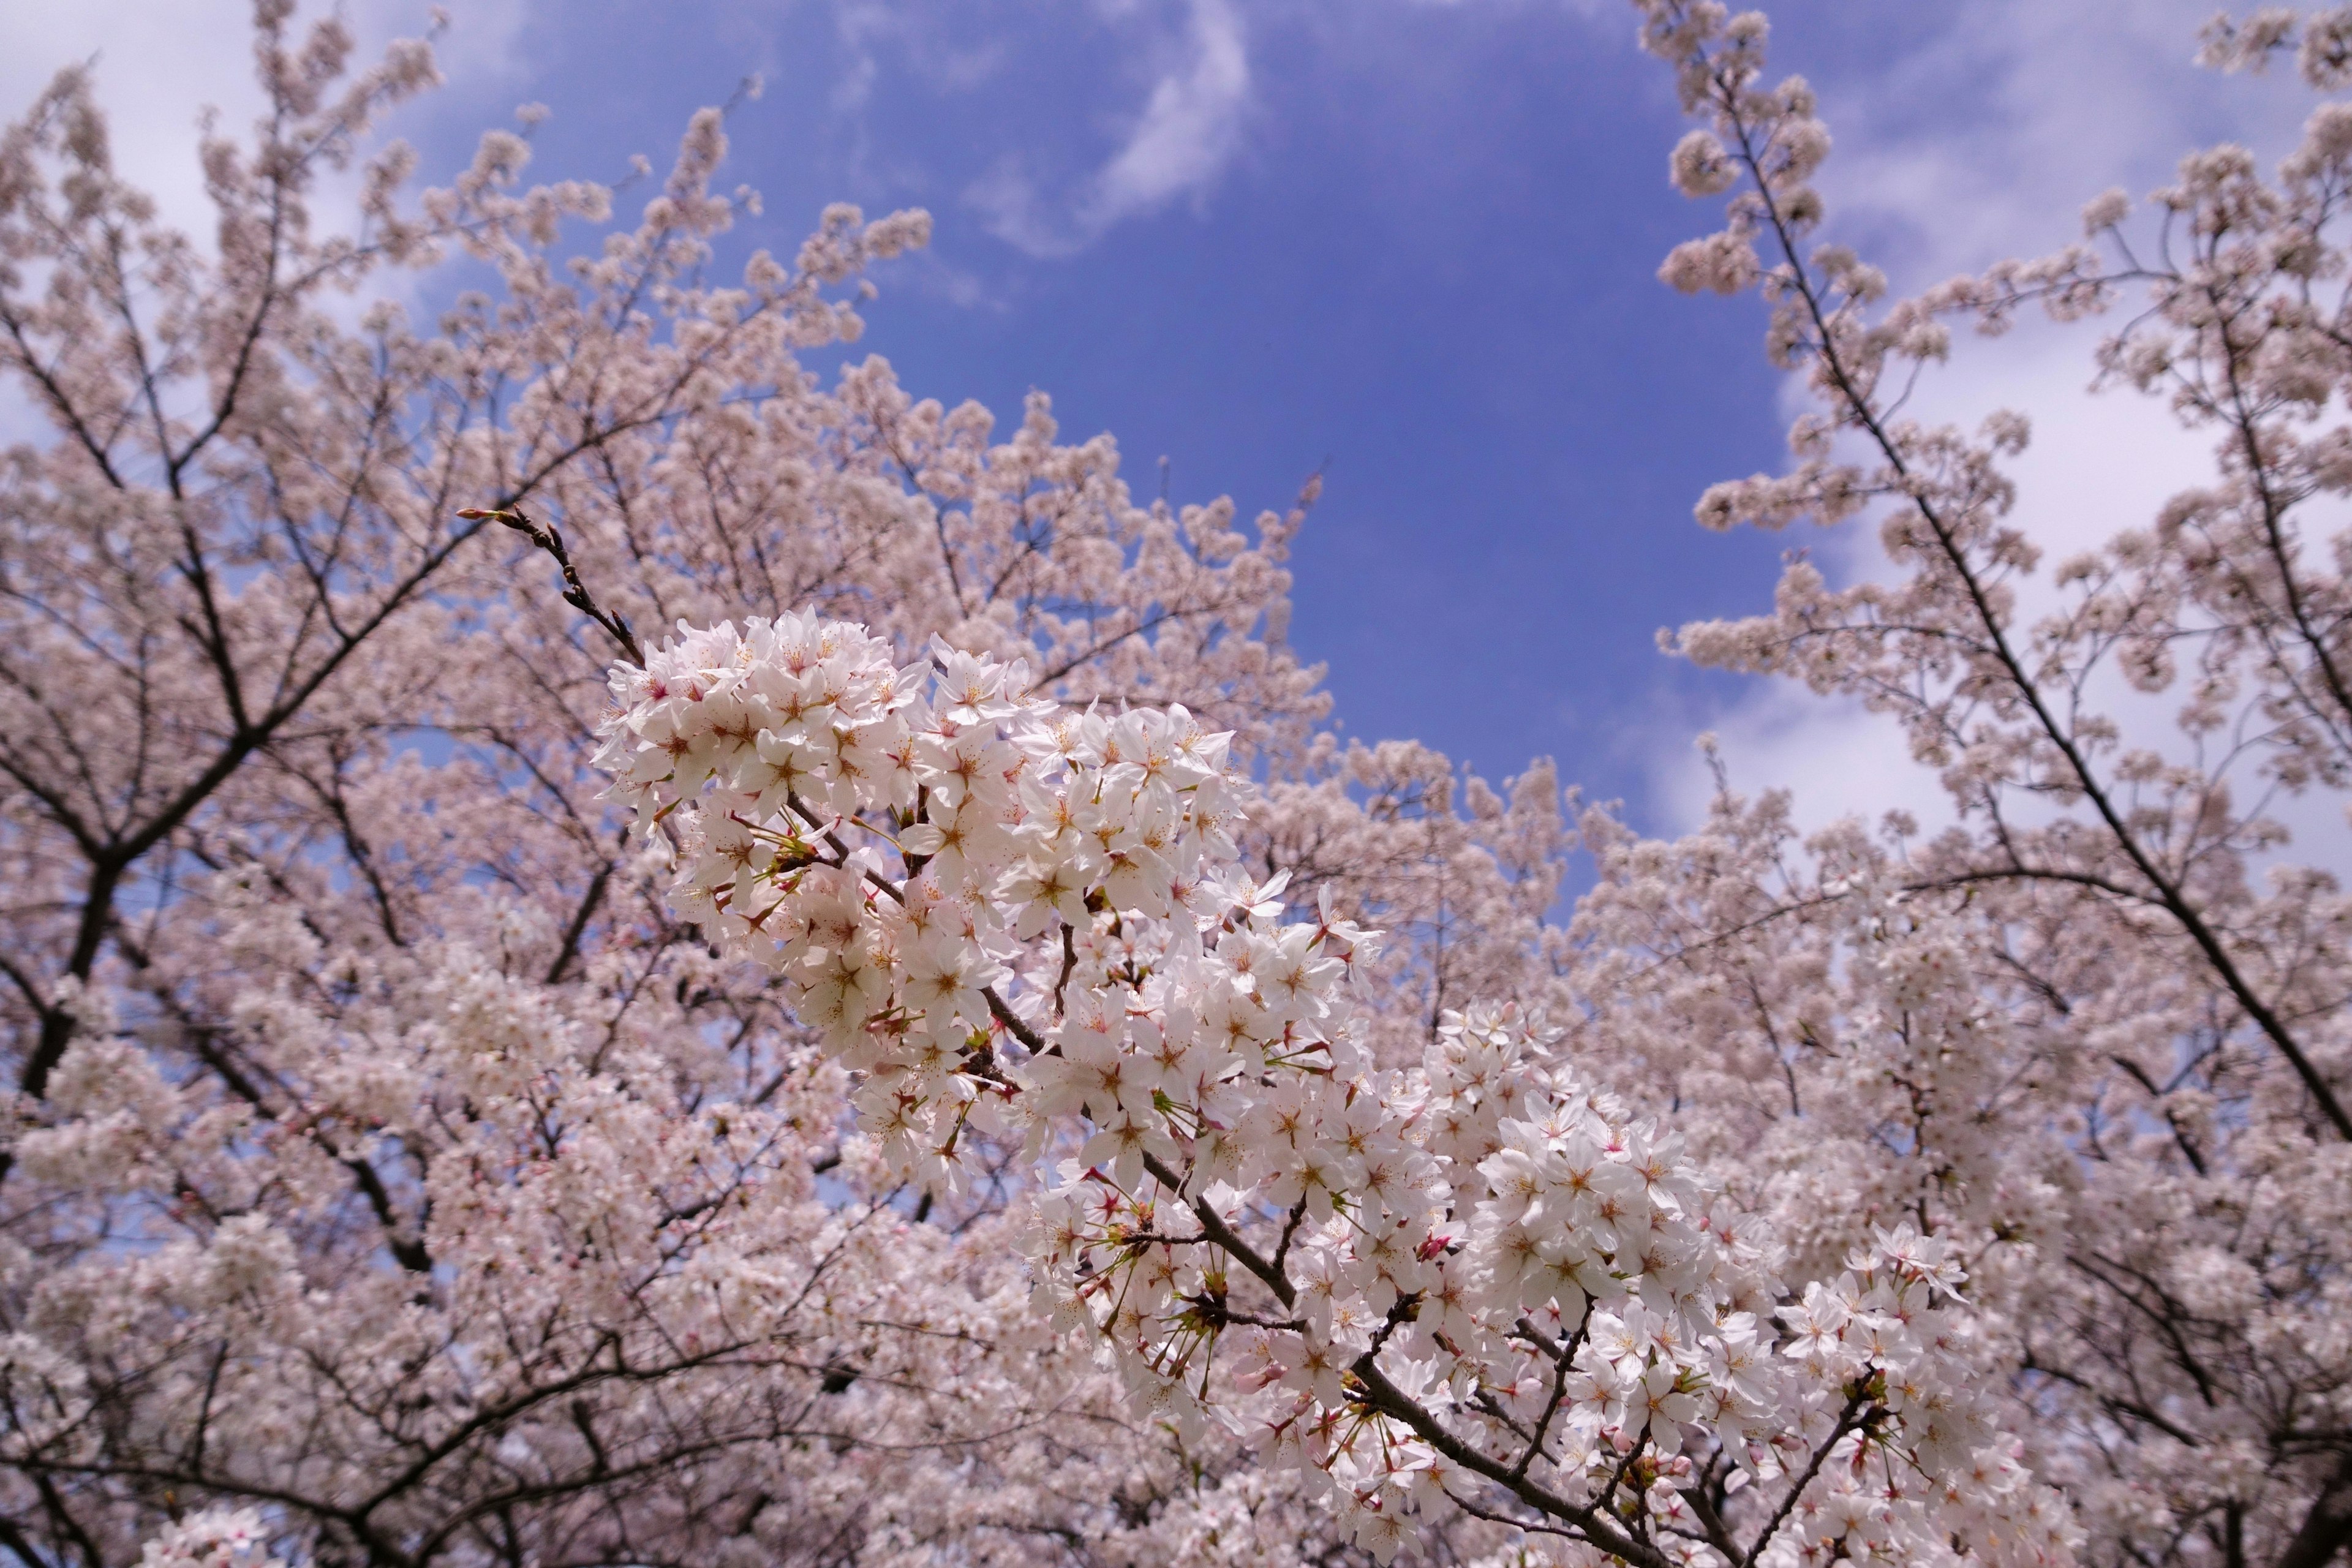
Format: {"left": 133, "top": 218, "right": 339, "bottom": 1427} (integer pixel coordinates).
{"left": 6, "top": 0, "right": 2309, "bottom": 849}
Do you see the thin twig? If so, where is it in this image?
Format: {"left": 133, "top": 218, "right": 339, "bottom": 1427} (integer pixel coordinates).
{"left": 459, "top": 505, "right": 644, "bottom": 665}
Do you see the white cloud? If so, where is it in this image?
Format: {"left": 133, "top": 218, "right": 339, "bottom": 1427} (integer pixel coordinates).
{"left": 1087, "top": 0, "right": 1249, "bottom": 224}
{"left": 1821, "top": 0, "right": 2314, "bottom": 268}
{"left": 1654, "top": 325, "right": 2223, "bottom": 835}
{"left": 1, "top": 0, "right": 527, "bottom": 246}
{"left": 967, "top": 0, "right": 1251, "bottom": 256}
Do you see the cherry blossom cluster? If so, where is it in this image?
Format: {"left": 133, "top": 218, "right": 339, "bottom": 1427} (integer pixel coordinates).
{"left": 594, "top": 611, "right": 1264, "bottom": 1184}
{"left": 135, "top": 1510, "right": 284, "bottom": 1568}
{"left": 600, "top": 616, "right": 2073, "bottom": 1566}
{"left": 1033, "top": 1004, "right": 2070, "bottom": 1567}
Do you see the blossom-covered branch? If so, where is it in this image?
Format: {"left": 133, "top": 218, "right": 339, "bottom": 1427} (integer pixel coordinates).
{"left": 593, "top": 611, "right": 2075, "bottom": 1566}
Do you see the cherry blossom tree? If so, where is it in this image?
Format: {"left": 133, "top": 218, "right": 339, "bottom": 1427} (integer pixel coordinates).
{"left": 6, "top": 2, "right": 2350, "bottom": 1567}
{"left": 0, "top": 10, "right": 1351, "bottom": 1566}
{"left": 570, "top": 592, "right": 2074, "bottom": 1568}
{"left": 1556, "top": 3, "right": 2352, "bottom": 1564}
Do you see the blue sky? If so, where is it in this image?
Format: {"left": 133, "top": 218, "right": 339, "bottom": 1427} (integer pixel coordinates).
{"left": 9, "top": 0, "right": 2313, "bottom": 838}
{"left": 419, "top": 0, "right": 1800, "bottom": 816}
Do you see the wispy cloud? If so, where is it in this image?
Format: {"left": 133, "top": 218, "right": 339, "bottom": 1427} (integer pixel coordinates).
{"left": 1087, "top": 0, "right": 1250, "bottom": 226}
{"left": 827, "top": 0, "right": 1011, "bottom": 116}
{"left": 968, "top": 0, "right": 1251, "bottom": 257}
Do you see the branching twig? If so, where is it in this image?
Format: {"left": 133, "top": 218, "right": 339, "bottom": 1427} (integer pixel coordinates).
{"left": 461, "top": 505, "right": 643, "bottom": 665}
